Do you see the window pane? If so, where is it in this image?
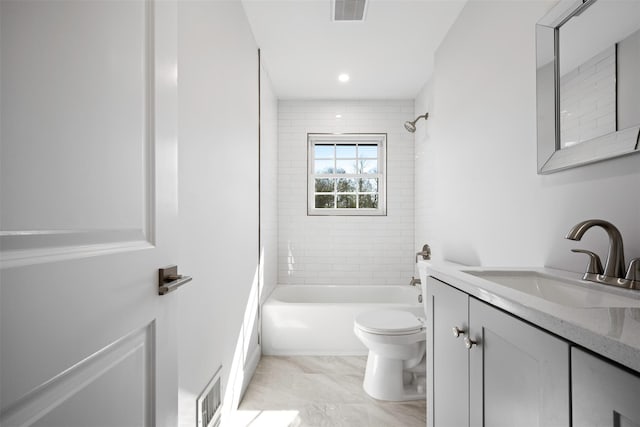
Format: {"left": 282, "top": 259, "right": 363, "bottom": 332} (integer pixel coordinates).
{"left": 337, "top": 178, "right": 357, "bottom": 192}
{"left": 337, "top": 194, "right": 356, "bottom": 208}
{"left": 336, "top": 159, "right": 357, "bottom": 174}
{"left": 359, "top": 194, "right": 379, "bottom": 208}
{"left": 315, "top": 195, "right": 335, "bottom": 208}
{"left": 314, "top": 160, "right": 334, "bottom": 174}
{"left": 359, "top": 178, "right": 378, "bottom": 192}
{"left": 336, "top": 144, "right": 356, "bottom": 158}
{"left": 358, "top": 159, "right": 378, "bottom": 174}
{"left": 358, "top": 144, "right": 378, "bottom": 159}
{"left": 308, "top": 134, "right": 385, "bottom": 215}
{"left": 314, "top": 144, "right": 334, "bottom": 158}
{"left": 315, "top": 178, "right": 334, "bottom": 192}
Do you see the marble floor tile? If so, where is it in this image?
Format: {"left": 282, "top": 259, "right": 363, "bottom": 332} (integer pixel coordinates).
{"left": 230, "top": 356, "right": 426, "bottom": 427}
{"left": 366, "top": 400, "right": 427, "bottom": 427}
{"left": 296, "top": 403, "right": 371, "bottom": 427}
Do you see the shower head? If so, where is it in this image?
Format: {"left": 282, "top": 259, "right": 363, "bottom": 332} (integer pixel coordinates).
{"left": 404, "top": 121, "right": 417, "bottom": 133}
{"left": 404, "top": 113, "right": 429, "bottom": 133}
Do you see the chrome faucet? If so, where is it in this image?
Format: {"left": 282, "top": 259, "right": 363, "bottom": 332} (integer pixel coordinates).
{"left": 566, "top": 219, "right": 640, "bottom": 290}
{"left": 408, "top": 276, "right": 422, "bottom": 287}
{"left": 566, "top": 219, "right": 625, "bottom": 278}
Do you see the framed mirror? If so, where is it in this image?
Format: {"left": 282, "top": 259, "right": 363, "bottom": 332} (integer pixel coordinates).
{"left": 536, "top": 0, "right": 640, "bottom": 174}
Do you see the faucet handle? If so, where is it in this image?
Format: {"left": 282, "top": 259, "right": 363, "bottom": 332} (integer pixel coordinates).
{"left": 571, "top": 249, "right": 604, "bottom": 275}
{"left": 416, "top": 244, "right": 431, "bottom": 262}
{"left": 625, "top": 258, "right": 640, "bottom": 282}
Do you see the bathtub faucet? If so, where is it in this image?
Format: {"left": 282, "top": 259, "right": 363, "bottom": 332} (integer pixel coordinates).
{"left": 409, "top": 277, "right": 421, "bottom": 287}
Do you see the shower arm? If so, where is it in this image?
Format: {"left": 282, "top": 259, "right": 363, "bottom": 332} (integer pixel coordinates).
{"left": 411, "top": 113, "right": 429, "bottom": 125}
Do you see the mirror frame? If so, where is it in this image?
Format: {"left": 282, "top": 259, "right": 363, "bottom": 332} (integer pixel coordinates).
{"left": 536, "top": 0, "right": 640, "bottom": 174}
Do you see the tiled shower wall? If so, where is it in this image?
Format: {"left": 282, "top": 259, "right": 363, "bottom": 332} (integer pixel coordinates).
{"left": 278, "top": 100, "right": 416, "bottom": 286}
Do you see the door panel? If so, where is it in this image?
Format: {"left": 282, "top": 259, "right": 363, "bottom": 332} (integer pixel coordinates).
{"left": 5, "top": 326, "right": 152, "bottom": 427}
{"left": 469, "top": 298, "right": 570, "bottom": 427}
{"left": 482, "top": 329, "right": 541, "bottom": 427}
{"left": 1, "top": 0, "right": 155, "bottom": 262}
{"left": 0, "top": 1, "right": 178, "bottom": 426}
{"left": 1, "top": 0, "right": 147, "bottom": 235}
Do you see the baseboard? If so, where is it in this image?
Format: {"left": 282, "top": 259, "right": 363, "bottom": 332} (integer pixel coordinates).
{"left": 239, "top": 345, "right": 261, "bottom": 399}
{"left": 261, "top": 348, "right": 368, "bottom": 356}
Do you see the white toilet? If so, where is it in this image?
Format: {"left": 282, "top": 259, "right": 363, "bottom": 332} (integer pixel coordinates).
{"left": 354, "top": 309, "right": 426, "bottom": 401}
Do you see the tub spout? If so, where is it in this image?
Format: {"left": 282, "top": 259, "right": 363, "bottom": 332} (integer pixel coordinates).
{"left": 409, "top": 277, "right": 421, "bottom": 287}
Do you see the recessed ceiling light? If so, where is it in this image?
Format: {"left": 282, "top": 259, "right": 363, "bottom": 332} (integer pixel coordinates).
{"left": 338, "top": 73, "right": 350, "bottom": 83}
{"left": 335, "top": 114, "right": 342, "bottom": 119}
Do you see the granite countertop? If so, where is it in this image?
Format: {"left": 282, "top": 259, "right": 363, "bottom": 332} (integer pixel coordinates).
{"left": 420, "top": 261, "right": 640, "bottom": 373}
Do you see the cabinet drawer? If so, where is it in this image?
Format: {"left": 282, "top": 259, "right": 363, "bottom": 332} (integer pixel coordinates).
{"left": 572, "top": 348, "right": 640, "bottom": 427}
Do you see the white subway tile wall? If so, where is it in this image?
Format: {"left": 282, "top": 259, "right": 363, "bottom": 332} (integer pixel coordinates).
{"left": 278, "top": 100, "right": 416, "bottom": 286}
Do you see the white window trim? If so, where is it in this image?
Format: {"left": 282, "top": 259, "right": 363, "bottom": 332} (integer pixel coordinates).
{"left": 307, "top": 133, "right": 387, "bottom": 216}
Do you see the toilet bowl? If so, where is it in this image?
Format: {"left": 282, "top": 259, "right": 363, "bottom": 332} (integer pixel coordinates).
{"left": 354, "top": 309, "right": 426, "bottom": 401}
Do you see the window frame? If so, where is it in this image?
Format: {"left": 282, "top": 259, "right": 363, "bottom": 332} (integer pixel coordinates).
{"left": 307, "top": 133, "right": 387, "bottom": 216}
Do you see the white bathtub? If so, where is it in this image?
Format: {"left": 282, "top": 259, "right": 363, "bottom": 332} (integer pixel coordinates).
{"left": 261, "top": 285, "right": 424, "bottom": 356}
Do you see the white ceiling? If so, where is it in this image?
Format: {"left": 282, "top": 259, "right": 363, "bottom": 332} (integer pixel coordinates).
{"left": 242, "top": 0, "right": 467, "bottom": 99}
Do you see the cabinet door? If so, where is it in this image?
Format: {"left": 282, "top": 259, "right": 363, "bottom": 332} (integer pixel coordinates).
{"left": 469, "top": 298, "right": 570, "bottom": 427}
{"left": 572, "top": 348, "right": 640, "bottom": 426}
{"left": 427, "top": 277, "right": 469, "bottom": 427}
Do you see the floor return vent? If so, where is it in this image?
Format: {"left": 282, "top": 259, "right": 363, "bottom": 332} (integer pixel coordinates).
{"left": 197, "top": 366, "right": 222, "bottom": 427}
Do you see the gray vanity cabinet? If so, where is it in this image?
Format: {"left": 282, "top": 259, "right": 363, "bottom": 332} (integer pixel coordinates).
{"left": 572, "top": 347, "right": 640, "bottom": 426}
{"left": 427, "top": 277, "right": 570, "bottom": 427}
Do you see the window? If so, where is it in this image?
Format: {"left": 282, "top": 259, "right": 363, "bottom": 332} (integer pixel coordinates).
{"left": 308, "top": 133, "right": 386, "bottom": 216}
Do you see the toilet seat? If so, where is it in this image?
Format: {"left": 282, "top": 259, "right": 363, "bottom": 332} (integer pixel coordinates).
{"left": 355, "top": 310, "right": 425, "bottom": 336}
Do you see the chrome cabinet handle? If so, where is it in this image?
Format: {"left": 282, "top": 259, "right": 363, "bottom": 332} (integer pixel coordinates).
{"left": 452, "top": 326, "right": 465, "bottom": 338}
{"left": 159, "top": 265, "right": 193, "bottom": 295}
{"left": 464, "top": 337, "right": 477, "bottom": 349}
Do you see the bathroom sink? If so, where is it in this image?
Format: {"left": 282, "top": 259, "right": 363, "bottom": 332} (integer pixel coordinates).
{"left": 463, "top": 270, "right": 640, "bottom": 308}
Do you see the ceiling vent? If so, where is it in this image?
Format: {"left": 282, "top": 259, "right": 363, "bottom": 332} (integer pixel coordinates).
{"left": 333, "top": 0, "right": 367, "bottom": 21}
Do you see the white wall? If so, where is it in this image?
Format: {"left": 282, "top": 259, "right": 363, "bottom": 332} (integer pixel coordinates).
{"left": 177, "top": 1, "right": 260, "bottom": 425}
{"left": 260, "top": 63, "right": 279, "bottom": 302}
{"left": 414, "top": 0, "right": 640, "bottom": 273}
{"left": 278, "top": 100, "right": 416, "bottom": 286}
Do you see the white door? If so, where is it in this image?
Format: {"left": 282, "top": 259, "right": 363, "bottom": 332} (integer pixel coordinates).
{"left": 1, "top": 1, "right": 179, "bottom": 426}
